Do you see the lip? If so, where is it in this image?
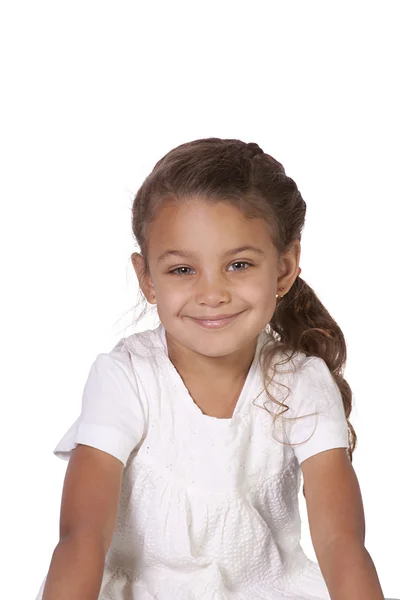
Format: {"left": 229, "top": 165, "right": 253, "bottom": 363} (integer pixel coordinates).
{"left": 188, "top": 311, "right": 244, "bottom": 329}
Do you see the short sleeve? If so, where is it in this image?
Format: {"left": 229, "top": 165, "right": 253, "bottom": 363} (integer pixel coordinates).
{"left": 53, "top": 350, "right": 146, "bottom": 467}
{"left": 283, "top": 356, "right": 349, "bottom": 465}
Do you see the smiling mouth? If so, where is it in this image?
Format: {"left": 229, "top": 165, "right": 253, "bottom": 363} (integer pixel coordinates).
{"left": 191, "top": 312, "right": 242, "bottom": 321}
{"left": 188, "top": 311, "right": 244, "bottom": 329}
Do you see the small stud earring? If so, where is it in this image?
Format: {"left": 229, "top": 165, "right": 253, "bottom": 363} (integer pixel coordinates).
{"left": 276, "top": 286, "right": 285, "bottom": 299}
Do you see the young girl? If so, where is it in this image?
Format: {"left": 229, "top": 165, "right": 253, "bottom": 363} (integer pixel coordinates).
{"left": 36, "top": 138, "right": 386, "bottom": 599}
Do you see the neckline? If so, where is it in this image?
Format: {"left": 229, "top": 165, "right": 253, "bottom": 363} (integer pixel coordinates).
{"left": 156, "top": 322, "right": 267, "bottom": 425}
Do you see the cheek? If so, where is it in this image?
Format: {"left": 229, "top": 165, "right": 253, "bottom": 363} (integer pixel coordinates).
{"left": 240, "top": 275, "right": 275, "bottom": 300}
{"left": 248, "top": 289, "right": 275, "bottom": 307}
{"left": 157, "top": 282, "right": 186, "bottom": 307}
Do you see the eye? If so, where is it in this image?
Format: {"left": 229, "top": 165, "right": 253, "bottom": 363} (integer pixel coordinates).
{"left": 168, "top": 261, "right": 254, "bottom": 276}
{"left": 169, "top": 266, "right": 195, "bottom": 276}
{"left": 227, "top": 261, "right": 253, "bottom": 271}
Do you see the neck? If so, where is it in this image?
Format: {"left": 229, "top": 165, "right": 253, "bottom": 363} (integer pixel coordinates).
{"left": 165, "top": 332, "right": 259, "bottom": 383}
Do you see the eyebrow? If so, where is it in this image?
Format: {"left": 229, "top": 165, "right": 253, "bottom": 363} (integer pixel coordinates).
{"left": 157, "top": 245, "right": 265, "bottom": 263}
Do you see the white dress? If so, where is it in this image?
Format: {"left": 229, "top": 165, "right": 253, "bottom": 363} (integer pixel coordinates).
{"left": 36, "top": 322, "right": 349, "bottom": 599}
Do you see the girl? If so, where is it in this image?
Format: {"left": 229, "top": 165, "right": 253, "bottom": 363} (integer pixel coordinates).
{"left": 36, "top": 138, "right": 386, "bottom": 599}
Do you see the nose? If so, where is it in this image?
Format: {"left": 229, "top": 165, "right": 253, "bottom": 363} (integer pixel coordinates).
{"left": 194, "top": 274, "right": 232, "bottom": 306}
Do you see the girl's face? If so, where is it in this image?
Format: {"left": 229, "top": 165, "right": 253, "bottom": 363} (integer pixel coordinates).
{"left": 133, "top": 198, "right": 299, "bottom": 360}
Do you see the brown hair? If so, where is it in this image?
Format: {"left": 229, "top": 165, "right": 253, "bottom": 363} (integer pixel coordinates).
{"left": 129, "top": 137, "right": 356, "bottom": 494}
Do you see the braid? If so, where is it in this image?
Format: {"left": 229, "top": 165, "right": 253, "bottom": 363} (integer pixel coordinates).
{"left": 243, "top": 142, "right": 264, "bottom": 158}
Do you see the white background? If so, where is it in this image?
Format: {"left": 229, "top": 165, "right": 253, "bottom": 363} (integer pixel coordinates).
{"left": 1, "top": 1, "right": 399, "bottom": 598}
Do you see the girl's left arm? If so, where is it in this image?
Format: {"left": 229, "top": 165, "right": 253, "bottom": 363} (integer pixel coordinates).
{"left": 301, "top": 447, "right": 385, "bottom": 599}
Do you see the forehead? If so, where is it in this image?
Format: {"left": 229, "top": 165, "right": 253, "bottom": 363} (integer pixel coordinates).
{"left": 147, "top": 199, "right": 275, "bottom": 262}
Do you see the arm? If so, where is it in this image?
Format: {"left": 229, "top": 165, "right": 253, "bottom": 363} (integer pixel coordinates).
{"left": 42, "top": 444, "right": 124, "bottom": 600}
{"left": 301, "top": 448, "right": 385, "bottom": 600}
{"left": 317, "top": 535, "right": 384, "bottom": 599}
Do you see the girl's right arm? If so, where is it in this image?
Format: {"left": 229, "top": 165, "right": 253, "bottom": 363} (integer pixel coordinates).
{"left": 42, "top": 444, "right": 124, "bottom": 600}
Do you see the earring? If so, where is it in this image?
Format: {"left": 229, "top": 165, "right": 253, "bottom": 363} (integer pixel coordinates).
{"left": 276, "top": 267, "right": 301, "bottom": 299}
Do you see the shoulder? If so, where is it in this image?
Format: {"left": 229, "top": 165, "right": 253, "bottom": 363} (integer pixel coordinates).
{"left": 80, "top": 325, "right": 167, "bottom": 413}
{"left": 263, "top": 347, "right": 342, "bottom": 417}
{"left": 273, "top": 347, "right": 337, "bottom": 393}
{"left": 101, "top": 323, "right": 164, "bottom": 380}
{"left": 117, "top": 322, "right": 166, "bottom": 365}
{"left": 292, "top": 354, "right": 341, "bottom": 409}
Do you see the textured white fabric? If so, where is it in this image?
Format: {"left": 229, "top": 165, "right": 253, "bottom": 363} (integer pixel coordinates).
{"left": 36, "top": 323, "right": 349, "bottom": 599}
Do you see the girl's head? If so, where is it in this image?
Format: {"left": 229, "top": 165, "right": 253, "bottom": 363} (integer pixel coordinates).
{"left": 131, "top": 138, "right": 302, "bottom": 356}
{"left": 130, "top": 138, "right": 356, "bottom": 462}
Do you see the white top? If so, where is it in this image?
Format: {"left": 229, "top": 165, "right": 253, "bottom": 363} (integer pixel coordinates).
{"left": 36, "top": 322, "right": 349, "bottom": 600}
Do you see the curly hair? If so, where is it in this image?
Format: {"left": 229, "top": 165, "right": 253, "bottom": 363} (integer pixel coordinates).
{"left": 129, "top": 137, "right": 356, "bottom": 497}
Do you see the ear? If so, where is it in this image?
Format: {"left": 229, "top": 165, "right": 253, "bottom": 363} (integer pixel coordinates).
{"left": 276, "top": 239, "right": 301, "bottom": 293}
{"left": 131, "top": 252, "right": 156, "bottom": 304}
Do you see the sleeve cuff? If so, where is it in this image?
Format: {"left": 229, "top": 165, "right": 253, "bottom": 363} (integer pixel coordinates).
{"left": 53, "top": 421, "right": 135, "bottom": 466}
{"left": 294, "top": 428, "right": 349, "bottom": 464}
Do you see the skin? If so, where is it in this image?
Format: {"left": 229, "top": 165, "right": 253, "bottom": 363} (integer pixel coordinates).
{"left": 131, "top": 198, "right": 300, "bottom": 388}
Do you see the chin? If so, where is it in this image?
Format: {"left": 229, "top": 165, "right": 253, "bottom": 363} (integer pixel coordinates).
{"left": 178, "top": 321, "right": 263, "bottom": 356}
